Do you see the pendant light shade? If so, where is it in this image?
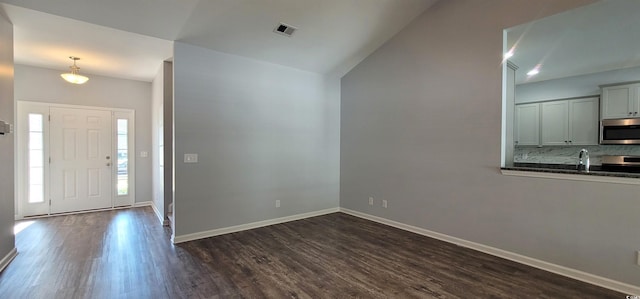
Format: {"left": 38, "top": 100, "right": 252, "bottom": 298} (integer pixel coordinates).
{"left": 61, "top": 56, "right": 89, "bottom": 84}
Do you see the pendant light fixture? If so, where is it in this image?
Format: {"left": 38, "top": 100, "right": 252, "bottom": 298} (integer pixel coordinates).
{"left": 60, "top": 56, "right": 89, "bottom": 84}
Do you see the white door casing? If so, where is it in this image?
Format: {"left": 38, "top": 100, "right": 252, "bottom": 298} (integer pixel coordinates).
{"left": 49, "top": 107, "right": 113, "bottom": 214}
{"left": 17, "top": 102, "right": 136, "bottom": 218}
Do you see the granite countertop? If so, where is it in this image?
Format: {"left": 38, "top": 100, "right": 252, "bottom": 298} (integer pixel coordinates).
{"left": 502, "top": 163, "right": 640, "bottom": 179}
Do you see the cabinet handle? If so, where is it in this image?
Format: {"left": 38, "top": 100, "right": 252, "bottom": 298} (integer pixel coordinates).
{"left": 635, "top": 112, "right": 638, "bottom": 115}
{"left": 629, "top": 112, "right": 633, "bottom": 115}
{"left": 564, "top": 140, "right": 568, "bottom": 143}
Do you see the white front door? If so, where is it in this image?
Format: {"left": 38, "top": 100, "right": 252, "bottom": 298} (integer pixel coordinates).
{"left": 49, "top": 107, "right": 113, "bottom": 214}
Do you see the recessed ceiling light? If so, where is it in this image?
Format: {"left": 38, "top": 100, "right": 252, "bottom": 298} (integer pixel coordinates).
{"left": 504, "top": 49, "right": 514, "bottom": 59}
{"left": 527, "top": 64, "right": 541, "bottom": 76}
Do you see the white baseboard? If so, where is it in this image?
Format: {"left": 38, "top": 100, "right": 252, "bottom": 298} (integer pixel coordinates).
{"left": 172, "top": 207, "right": 340, "bottom": 244}
{"left": 21, "top": 205, "right": 132, "bottom": 220}
{"left": 0, "top": 248, "right": 18, "bottom": 273}
{"left": 339, "top": 208, "right": 640, "bottom": 296}
{"left": 134, "top": 201, "right": 167, "bottom": 226}
{"left": 133, "top": 201, "right": 152, "bottom": 207}
{"left": 151, "top": 202, "right": 166, "bottom": 225}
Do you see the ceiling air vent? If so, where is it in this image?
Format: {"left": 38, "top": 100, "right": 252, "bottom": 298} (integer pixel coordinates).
{"left": 274, "top": 23, "right": 297, "bottom": 37}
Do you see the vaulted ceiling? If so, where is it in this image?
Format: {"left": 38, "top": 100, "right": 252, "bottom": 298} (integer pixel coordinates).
{"left": 0, "top": 0, "right": 438, "bottom": 81}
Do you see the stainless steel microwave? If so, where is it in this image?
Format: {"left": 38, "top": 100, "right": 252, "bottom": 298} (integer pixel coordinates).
{"left": 600, "top": 118, "right": 640, "bottom": 144}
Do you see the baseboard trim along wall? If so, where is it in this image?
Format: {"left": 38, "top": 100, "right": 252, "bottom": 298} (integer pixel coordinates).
{"left": 133, "top": 201, "right": 152, "bottom": 207}
{"left": 339, "top": 208, "right": 640, "bottom": 296}
{"left": 0, "top": 248, "right": 18, "bottom": 273}
{"left": 172, "top": 207, "right": 340, "bottom": 244}
{"left": 134, "top": 201, "right": 165, "bottom": 225}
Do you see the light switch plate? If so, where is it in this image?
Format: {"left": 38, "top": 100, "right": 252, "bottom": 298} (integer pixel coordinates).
{"left": 184, "top": 153, "right": 198, "bottom": 163}
{"left": 0, "top": 120, "right": 12, "bottom": 135}
{"left": 140, "top": 151, "right": 148, "bottom": 158}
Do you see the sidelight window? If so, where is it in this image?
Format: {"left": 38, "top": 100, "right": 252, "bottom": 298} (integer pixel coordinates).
{"left": 116, "top": 119, "right": 128, "bottom": 195}
{"left": 28, "top": 114, "right": 44, "bottom": 203}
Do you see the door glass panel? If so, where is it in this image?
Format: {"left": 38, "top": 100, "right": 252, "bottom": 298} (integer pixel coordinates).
{"left": 29, "top": 114, "right": 43, "bottom": 130}
{"left": 29, "top": 184, "right": 43, "bottom": 203}
{"left": 29, "top": 132, "right": 43, "bottom": 149}
{"left": 28, "top": 114, "right": 44, "bottom": 203}
{"left": 30, "top": 167, "right": 43, "bottom": 185}
{"left": 29, "top": 150, "right": 43, "bottom": 167}
{"left": 117, "top": 135, "right": 128, "bottom": 149}
{"left": 116, "top": 119, "right": 128, "bottom": 195}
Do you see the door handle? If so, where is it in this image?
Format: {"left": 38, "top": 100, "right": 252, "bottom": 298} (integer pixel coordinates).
{"left": 106, "top": 156, "right": 110, "bottom": 160}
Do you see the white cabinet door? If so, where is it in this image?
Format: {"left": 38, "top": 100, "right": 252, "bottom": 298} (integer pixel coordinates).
{"left": 541, "top": 101, "right": 569, "bottom": 146}
{"left": 602, "top": 84, "right": 634, "bottom": 119}
{"left": 515, "top": 103, "right": 540, "bottom": 146}
{"left": 568, "top": 97, "right": 599, "bottom": 145}
{"left": 632, "top": 85, "right": 640, "bottom": 117}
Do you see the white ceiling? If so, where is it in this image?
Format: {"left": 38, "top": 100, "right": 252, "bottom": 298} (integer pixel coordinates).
{"left": 507, "top": 0, "right": 640, "bottom": 85}
{"left": 2, "top": 4, "right": 174, "bottom": 82}
{"left": 0, "top": 0, "right": 438, "bottom": 82}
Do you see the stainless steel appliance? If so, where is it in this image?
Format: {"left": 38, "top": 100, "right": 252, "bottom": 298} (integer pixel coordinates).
{"left": 600, "top": 118, "right": 640, "bottom": 144}
{"left": 600, "top": 155, "right": 640, "bottom": 173}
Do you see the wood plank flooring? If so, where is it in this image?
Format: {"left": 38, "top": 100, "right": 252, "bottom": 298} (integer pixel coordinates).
{"left": 0, "top": 207, "right": 624, "bottom": 298}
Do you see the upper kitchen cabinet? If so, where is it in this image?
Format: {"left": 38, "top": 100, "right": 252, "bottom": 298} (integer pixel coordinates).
{"left": 541, "top": 97, "right": 599, "bottom": 146}
{"left": 601, "top": 83, "right": 640, "bottom": 119}
{"left": 515, "top": 103, "right": 540, "bottom": 146}
{"left": 568, "top": 97, "right": 599, "bottom": 145}
{"left": 541, "top": 101, "right": 569, "bottom": 146}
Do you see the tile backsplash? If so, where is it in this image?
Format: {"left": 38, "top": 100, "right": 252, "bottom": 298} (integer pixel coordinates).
{"left": 514, "top": 145, "right": 640, "bottom": 165}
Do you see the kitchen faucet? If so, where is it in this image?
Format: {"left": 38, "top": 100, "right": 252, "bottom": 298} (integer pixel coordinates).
{"left": 577, "top": 149, "right": 590, "bottom": 172}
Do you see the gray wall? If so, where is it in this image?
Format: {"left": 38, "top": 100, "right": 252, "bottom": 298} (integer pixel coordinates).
{"left": 517, "top": 65, "right": 640, "bottom": 103}
{"left": 0, "top": 12, "right": 14, "bottom": 268}
{"left": 173, "top": 42, "right": 340, "bottom": 236}
{"left": 340, "top": 0, "right": 640, "bottom": 287}
{"left": 14, "top": 64, "right": 153, "bottom": 204}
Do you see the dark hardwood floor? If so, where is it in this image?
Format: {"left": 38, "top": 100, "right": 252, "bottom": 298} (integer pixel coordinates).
{"left": 0, "top": 207, "right": 624, "bottom": 298}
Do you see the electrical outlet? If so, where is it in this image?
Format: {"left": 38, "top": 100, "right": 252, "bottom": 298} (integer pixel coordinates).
{"left": 368, "top": 197, "right": 374, "bottom": 206}
{"left": 275, "top": 200, "right": 281, "bottom": 208}
{"left": 382, "top": 199, "right": 388, "bottom": 208}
